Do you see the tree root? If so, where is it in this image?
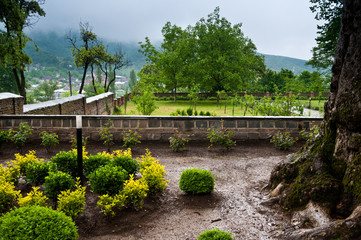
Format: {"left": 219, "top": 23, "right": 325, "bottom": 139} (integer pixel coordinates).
{"left": 283, "top": 205, "right": 361, "bottom": 240}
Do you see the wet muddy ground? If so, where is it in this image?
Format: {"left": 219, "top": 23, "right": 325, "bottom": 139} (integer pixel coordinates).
{"left": 0, "top": 140, "right": 300, "bottom": 239}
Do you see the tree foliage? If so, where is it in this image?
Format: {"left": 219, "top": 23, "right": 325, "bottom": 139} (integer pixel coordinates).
{"left": 307, "top": 0, "right": 343, "bottom": 69}
{"left": 138, "top": 7, "right": 265, "bottom": 97}
{"left": 0, "top": 0, "right": 46, "bottom": 103}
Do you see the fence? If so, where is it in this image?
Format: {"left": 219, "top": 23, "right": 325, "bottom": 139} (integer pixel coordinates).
{"left": 0, "top": 115, "right": 322, "bottom": 142}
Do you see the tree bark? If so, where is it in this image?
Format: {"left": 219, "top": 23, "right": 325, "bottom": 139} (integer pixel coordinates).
{"left": 269, "top": 0, "right": 361, "bottom": 238}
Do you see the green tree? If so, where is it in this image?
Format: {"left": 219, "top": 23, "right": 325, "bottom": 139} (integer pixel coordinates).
{"left": 193, "top": 7, "right": 265, "bottom": 93}
{"left": 128, "top": 69, "right": 137, "bottom": 91}
{"left": 139, "top": 23, "right": 193, "bottom": 102}
{"left": 132, "top": 82, "right": 157, "bottom": 115}
{"left": 67, "top": 22, "right": 99, "bottom": 94}
{"left": 0, "top": 66, "right": 18, "bottom": 93}
{"left": 307, "top": 0, "right": 343, "bottom": 69}
{"left": 0, "top": 0, "right": 46, "bottom": 103}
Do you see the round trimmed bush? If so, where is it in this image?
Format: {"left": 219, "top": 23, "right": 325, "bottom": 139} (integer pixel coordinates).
{"left": 112, "top": 155, "right": 139, "bottom": 175}
{"left": 83, "top": 154, "right": 111, "bottom": 177}
{"left": 88, "top": 165, "right": 129, "bottom": 195}
{"left": 198, "top": 228, "right": 233, "bottom": 240}
{"left": 50, "top": 150, "right": 77, "bottom": 177}
{"left": 44, "top": 171, "right": 75, "bottom": 201}
{"left": 0, "top": 206, "right": 78, "bottom": 240}
{"left": 179, "top": 168, "right": 215, "bottom": 194}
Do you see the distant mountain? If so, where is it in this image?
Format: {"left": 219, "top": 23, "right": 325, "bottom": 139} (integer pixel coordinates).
{"left": 262, "top": 54, "right": 317, "bottom": 75}
{"left": 26, "top": 31, "right": 317, "bottom": 75}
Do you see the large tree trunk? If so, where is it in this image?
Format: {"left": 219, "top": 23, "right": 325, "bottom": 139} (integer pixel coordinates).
{"left": 269, "top": 0, "right": 361, "bottom": 238}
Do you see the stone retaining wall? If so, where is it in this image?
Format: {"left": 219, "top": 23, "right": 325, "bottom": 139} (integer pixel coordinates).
{"left": 0, "top": 115, "right": 323, "bottom": 142}
{"left": 0, "top": 93, "right": 24, "bottom": 114}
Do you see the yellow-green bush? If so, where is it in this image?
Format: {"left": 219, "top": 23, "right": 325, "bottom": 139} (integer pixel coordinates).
{"left": 0, "top": 179, "right": 20, "bottom": 215}
{"left": 0, "top": 165, "right": 19, "bottom": 185}
{"left": 122, "top": 174, "right": 148, "bottom": 210}
{"left": 18, "top": 186, "right": 48, "bottom": 207}
{"left": 97, "top": 193, "right": 126, "bottom": 216}
{"left": 137, "top": 149, "right": 158, "bottom": 169}
{"left": 57, "top": 178, "right": 86, "bottom": 219}
{"left": 10, "top": 150, "right": 42, "bottom": 175}
{"left": 140, "top": 162, "right": 168, "bottom": 194}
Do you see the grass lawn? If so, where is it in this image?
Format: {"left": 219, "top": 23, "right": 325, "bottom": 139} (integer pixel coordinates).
{"left": 121, "top": 99, "right": 326, "bottom": 116}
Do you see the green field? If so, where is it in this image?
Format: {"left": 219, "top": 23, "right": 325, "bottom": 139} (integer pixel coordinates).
{"left": 121, "top": 99, "right": 326, "bottom": 116}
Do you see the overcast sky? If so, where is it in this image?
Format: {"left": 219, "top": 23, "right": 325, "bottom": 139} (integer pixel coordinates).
{"left": 28, "top": 0, "right": 319, "bottom": 60}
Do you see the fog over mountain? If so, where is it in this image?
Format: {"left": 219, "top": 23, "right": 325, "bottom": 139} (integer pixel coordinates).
{"left": 26, "top": 0, "right": 319, "bottom": 61}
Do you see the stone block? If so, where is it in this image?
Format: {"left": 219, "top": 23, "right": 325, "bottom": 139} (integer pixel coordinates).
{"left": 262, "top": 121, "right": 274, "bottom": 128}
{"left": 248, "top": 120, "right": 260, "bottom": 128}
{"left": 130, "top": 120, "right": 138, "bottom": 128}
{"left": 185, "top": 120, "right": 194, "bottom": 130}
{"left": 275, "top": 121, "right": 285, "bottom": 129}
{"left": 53, "top": 119, "right": 62, "bottom": 127}
{"left": 63, "top": 119, "right": 71, "bottom": 127}
{"left": 149, "top": 119, "right": 160, "bottom": 128}
{"left": 286, "top": 121, "right": 298, "bottom": 129}
{"left": 89, "top": 119, "right": 100, "bottom": 128}
{"left": 237, "top": 120, "right": 247, "bottom": 128}
{"left": 42, "top": 119, "right": 52, "bottom": 127}
{"left": 174, "top": 121, "right": 185, "bottom": 130}
{"left": 139, "top": 120, "right": 148, "bottom": 128}
{"left": 223, "top": 120, "right": 236, "bottom": 128}
{"left": 209, "top": 121, "right": 221, "bottom": 128}
{"left": 196, "top": 120, "right": 208, "bottom": 129}
{"left": 123, "top": 120, "right": 130, "bottom": 128}
{"left": 161, "top": 120, "right": 173, "bottom": 128}
{"left": 113, "top": 119, "right": 122, "bottom": 128}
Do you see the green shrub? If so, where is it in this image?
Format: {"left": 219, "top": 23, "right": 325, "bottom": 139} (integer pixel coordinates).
{"left": 88, "top": 165, "right": 129, "bottom": 195}
{"left": 57, "top": 178, "right": 86, "bottom": 219}
{"left": 169, "top": 130, "right": 189, "bottom": 152}
{"left": 186, "top": 107, "right": 193, "bottom": 116}
{"left": 0, "top": 130, "right": 10, "bottom": 149}
{"left": 207, "top": 124, "right": 236, "bottom": 151}
{"left": 25, "top": 161, "right": 56, "bottom": 185}
{"left": 140, "top": 162, "right": 168, "bottom": 194}
{"left": 0, "top": 206, "right": 78, "bottom": 240}
{"left": 50, "top": 150, "right": 77, "bottom": 176}
{"left": 199, "top": 111, "right": 205, "bottom": 116}
{"left": 270, "top": 132, "right": 297, "bottom": 150}
{"left": 198, "top": 228, "right": 233, "bottom": 240}
{"left": 9, "top": 122, "right": 33, "bottom": 148}
{"left": 181, "top": 109, "right": 186, "bottom": 116}
{"left": 99, "top": 122, "right": 114, "bottom": 151}
{"left": 70, "top": 134, "right": 88, "bottom": 149}
{"left": 179, "top": 168, "right": 215, "bottom": 195}
{"left": 44, "top": 171, "right": 75, "bottom": 201}
{"left": 83, "top": 153, "right": 111, "bottom": 177}
{"left": 18, "top": 186, "right": 48, "bottom": 207}
{"left": 112, "top": 155, "right": 139, "bottom": 175}
{"left": 0, "top": 179, "right": 20, "bottom": 215}
{"left": 40, "top": 131, "right": 59, "bottom": 152}
{"left": 123, "top": 130, "right": 141, "bottom": 148}
{"left": 205, "top": 111, "right": 211, "bottom": 116}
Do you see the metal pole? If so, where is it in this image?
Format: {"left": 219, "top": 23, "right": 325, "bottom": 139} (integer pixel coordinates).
{"left": 76, "top": 116, "right": 83, "bottom": 185}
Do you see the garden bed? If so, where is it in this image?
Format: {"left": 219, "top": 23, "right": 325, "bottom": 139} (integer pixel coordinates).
{"left": 0, "top": 140, "right": 300, "bottom": 239}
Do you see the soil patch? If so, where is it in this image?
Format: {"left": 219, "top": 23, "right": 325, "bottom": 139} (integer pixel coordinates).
{"left": 0, "top": 140, "right": 300, "bottom": 239}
